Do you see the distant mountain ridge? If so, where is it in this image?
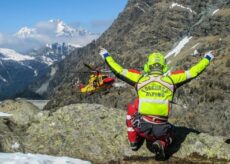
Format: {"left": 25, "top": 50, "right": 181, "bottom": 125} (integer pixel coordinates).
{"left": 1, "top": 19, "right": 99, "bottom": 52}
{"left": 14, "top": 27, "right": 37, "bottom": 39}
{"left": 14, "top": 19, "right": 94, "bottom": 39}
{"left": 0, "top": 42, "right": 77, "bottom": 99}
{"left": 29, "top": 42, "right": 77, "bottom": 65}
{"left": 0, "top": 48, "right": 35, "bottom": 61}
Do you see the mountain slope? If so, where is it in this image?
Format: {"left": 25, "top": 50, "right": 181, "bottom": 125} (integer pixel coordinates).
{"left": 28, "top": 42, "right": 77, "bottom": 65}
{"left": 42, "top": 0, "right": 230, "bottom": 136}
{"left": 0, "top": 44, "right": 77, "bottom": 99}
{"left": 0, "top": 48, "right": 34, "bottom": 61}
{"left": 0, "top": 49, "right": 47, "bottom": 99}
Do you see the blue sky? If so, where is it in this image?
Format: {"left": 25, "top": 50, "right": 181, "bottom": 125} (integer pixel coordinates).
{"left": 0, "top": 0, "right": 127, "bottom": 34}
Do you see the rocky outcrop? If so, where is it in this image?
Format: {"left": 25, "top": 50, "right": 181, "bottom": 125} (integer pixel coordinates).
{"left": 174, "top": 133, "right": 230, "bottom": 159}
{"left": 25, "top": 104, "right": 230, "bottom": 163}
{"left": 0, "top": 99, "right": 40, "bottom": 152}
{"left": 0, "top": 101, "right": 229, "bottom": 163}
{"left": 23, "top": 103, "right": 152, "bottom": 163}
{"left": 0, "top": 99, "right": 40, "bottom": 129}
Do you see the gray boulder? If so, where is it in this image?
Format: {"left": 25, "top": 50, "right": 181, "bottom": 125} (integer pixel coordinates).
{"left": 24, "top": 104, "right": 153, "bottom": 163}
{"left": 23, "top": 103, "right": 230, "bottom": 163}
{"left": 0, "top": 99, "right": 40, "bottom": 129}
{"left": 0, "top": 118, "right": 24, "bottom": 152}
{"left": 174, "top": 133, "right": 230, "bottom": 160}
{"left": 0, "top": 99, "right": 40, "bottom": 152}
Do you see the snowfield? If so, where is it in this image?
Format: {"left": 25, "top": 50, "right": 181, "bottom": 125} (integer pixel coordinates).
{"left": 0, "top": 112, "right": 12, "bottom": 117}
{"left": 0, "top": 48, "right": 34, "bottom": 61}
{"left": 0, "top": 153, "right": 91, "bottom": 164}
{"left": 170, "top": 2, "right": 196, "bottom": 14}
{"left": 165, "top": 36, "right": 192, "bottom": 58}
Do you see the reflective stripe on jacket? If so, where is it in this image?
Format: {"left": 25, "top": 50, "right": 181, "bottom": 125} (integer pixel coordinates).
{"left": 137, "top": 75, "right": 174, "bottom": 116}
{"left": 105, "top": 55, "right": 210, "bottom": 117}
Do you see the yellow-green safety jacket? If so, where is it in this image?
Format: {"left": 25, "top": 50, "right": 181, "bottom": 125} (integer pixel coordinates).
{"left": 105, "top": 56, "right": 210, "bottom": 117}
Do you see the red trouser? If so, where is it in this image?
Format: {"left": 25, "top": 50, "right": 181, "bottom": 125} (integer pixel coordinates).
{"left": 126, "top": 98, "right": 172, "bottom": 150}
{"left": 126, "top": 98, "right": 139, "bottom": 143}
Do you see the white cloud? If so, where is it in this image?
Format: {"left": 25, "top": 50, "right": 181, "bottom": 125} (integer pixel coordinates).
{"left": 0, "top": 33, "right": 47, "bottom": 52}
{"left": 0, "top": 20, "right": 99, "bottom": 52}
{"left": 36, "top": 21, "right": 56, "bottom": 31}
{"left": 35, "top": 20, "right": 58, "bottom": 36}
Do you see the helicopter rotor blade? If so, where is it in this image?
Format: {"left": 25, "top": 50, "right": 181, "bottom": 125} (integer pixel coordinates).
{"left": 83, "top": 63, "right": 96, "bottom": 71}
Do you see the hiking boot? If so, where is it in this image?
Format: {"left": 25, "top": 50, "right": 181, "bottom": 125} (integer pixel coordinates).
{"left": 152, "top": 140, "right": 165, "bottom": 160}
{"left": 130, "top": 137, "right": 144, "bottom": 151}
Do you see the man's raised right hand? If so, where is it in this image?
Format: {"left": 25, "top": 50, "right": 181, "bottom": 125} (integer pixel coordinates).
{"left": 99, "top": 47, "right": 110, "bottom": 60}
{"left": 204, "top": 51, "right": 214, "bottom": 61}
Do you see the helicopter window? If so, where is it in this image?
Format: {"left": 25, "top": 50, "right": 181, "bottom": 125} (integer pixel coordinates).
{"left": 102, "top": 75, "right": 108, "bottom": 79}
{"left": 93, "top": 80, "right": 97, "bottom": 87}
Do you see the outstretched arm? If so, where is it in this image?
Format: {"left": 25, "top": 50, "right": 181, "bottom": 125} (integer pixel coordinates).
{"left": 99, "top": 48, "right": 142, "bottom": 86}
{"left": 168, "top": 51, "right": 214, "bottom": 85}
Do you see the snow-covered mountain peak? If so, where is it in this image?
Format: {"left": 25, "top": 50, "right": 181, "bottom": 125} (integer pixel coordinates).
{"left": 49, "top": 19, "right": 90, "bottom": 37}
{"left": 0, "top": 48, "right": 34, "bottom": 61}
{"left": 29, "top": 42, "right": 78, "bottom": 66}
{"left": 55, "top": 20, "right": 76, "bottom": 37}
{"left": 14, "top": 27, "right": 37, "bottom": 39}
{"left": 13, "top": 19, "right": 93, "bottom": 39}
{"left": 5, "top": 19, "right": 99, "bottom": 52}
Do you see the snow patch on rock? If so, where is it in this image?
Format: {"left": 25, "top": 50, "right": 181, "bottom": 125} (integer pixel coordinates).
{"left": 34, "top": 70, "right": 38, "bottom": 77}
{"left": 0, "top": 112, "right": 12, "bottom": 117}
{"left": 192, "top": 49, "right": 199, "bottom": 56}
{"left": 212, "top": 9, "right": 219, "bottom": 15}
{"left": 170, "top": 3, "right": 196, "bottom": 14}
{"left": 113, "top": 82, "right": 126, "bottom": 88}
{"left": 41, "top": 56, "right": 54, "bottom": 65}
{"left": 165, "top": 36, "right": 193, "bottom": 58}
{"left": 0, "top": 75, "right": 7, "bottom": 83}
{"left": 191, "top": 43, "right": 200, "bottom": 49}
{"left": 11, "top": 142, "right": 20, "bottom": 149}
{"left": 134, "top": 3, "right": 146, "bottom": 13}
{"left": 50, "top": 66, "right": 58, "bottom": 76}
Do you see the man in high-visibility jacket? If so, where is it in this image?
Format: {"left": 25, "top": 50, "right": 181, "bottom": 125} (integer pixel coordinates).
{"left": 99, "top": 48, "right": 214, "bottom": 159}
